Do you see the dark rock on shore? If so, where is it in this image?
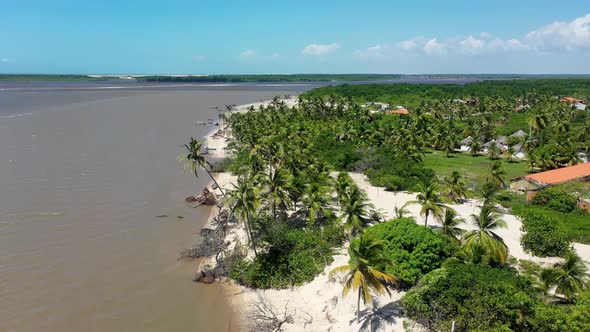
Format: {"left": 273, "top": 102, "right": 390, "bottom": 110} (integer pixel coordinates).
{"left": 194, "top": 269, "right": 216, "bottom": 284}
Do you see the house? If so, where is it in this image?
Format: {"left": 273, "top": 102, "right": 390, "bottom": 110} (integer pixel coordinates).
{"left": 575, "top": 102, "right": 587, "bottom": 111}
{"left": 496, "top": 136, "right": 508, "bottom": 145}
{"left": 510, "top": 163, "right": 590, "bottom": 197}
{"left": 483, "top": 139, "right": 507, "bottom": 152}
{"left": 560, "top": 97, "right": 585, "bottom": 103}
{"left": 510, "top": 130, "right": 528, "bottom": 138}
{"left": 388, "top": 108, "right": 410, "bottom": 115}
{"left": 460, "top": 136, "right": 473, "bottom": 152}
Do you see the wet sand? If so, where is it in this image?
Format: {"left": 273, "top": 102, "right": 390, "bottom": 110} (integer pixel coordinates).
{"left": 0, "top": 86, "right": 303, "bottom": 331}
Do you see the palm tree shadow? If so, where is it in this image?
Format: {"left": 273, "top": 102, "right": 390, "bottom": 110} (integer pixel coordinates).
{"left": 352, "top": 299, "right": 402, "bottom": 332}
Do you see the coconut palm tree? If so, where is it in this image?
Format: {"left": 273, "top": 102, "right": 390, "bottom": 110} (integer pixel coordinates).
{"left": 180, "top": 137, "right": 225, "bottom": 196}
{"left": 462, "top": 204, "right": 508, "bottom": 265}
{"left": 487, "top": 161, "right": 507, "bottom": 189}
{"left": 469, "top": 138, "right": 482, "bottom": 156}
{"left": 442, "top": 171, "right": 468, "bottom": 203}
{"left": 487, "top": 141, "right": 501, "bottom": 160}
{"left": 302, "top": 180, "right": 332, "bottom": 226}
{"left": 538, "top": 268, "right": 560, "bottom": 301}
{"left": 330, "top": 236, "right": 397, "bottom": 322}
{"left": 528, "top": 113, "right": 548, "bottom": 135}
{"left": 263, "top": 167, "right": 292, "bottom": 222}
{"left": 407, "top": 183, "right": 447, "bottom": 226}
{"left": 438, "top": 208, "right": 464, "bottom": 241}
{"left": 505, "top": 145, "right": 517, "bottom": 162}
{"left": 340, "top": 186, "right": 374, "bottom": 236}
{"left": 394, "top": 204, "right": 410, "bottom": 219}
{"left": 225, "top": 176, "right": 260, "bottom": 255}
{"left": 335, "top": 172, "right": 354, "bottom": 207}
{"left": 479, "top": 181, "right": 500, "bottom": 206}
{"left": 553, "top": 251, "right": 589, "bottom": 303}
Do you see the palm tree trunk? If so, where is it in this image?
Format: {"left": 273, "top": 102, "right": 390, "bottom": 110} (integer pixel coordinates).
{"left": 201, "top": 169, "right": 225, "bottom": 197}
{"left": 245, "top": 213, "right": 258, "bottom": 257}
{"left": 357, "top": 287, "right": 361, "bottom": 322}
{"left": 424, "top": 210, "right": 429, "bottom": 227}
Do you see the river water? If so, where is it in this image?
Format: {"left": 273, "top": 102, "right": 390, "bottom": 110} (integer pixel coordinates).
{"left": 0, "top": 84, "right": 307, "bottom": 332}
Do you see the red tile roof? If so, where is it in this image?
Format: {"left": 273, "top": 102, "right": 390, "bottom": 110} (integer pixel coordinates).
{"left": 388, "top": 108, "right": 409, "bottom": 114}
{"left": 524, "top": 162, "right": 590, "bottom": 185}
{"left": 560, "top": 97, "right": 585, "bottom": 103}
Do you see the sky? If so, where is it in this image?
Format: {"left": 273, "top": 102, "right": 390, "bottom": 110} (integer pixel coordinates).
{"left": 0, "top": 0, "right": 589, "bottom": 74}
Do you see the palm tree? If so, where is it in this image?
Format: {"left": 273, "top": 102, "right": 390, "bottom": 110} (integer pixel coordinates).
{"left": 553, "top": 251, "right": 589, "bottom": 303}
{"left": 302, "top": 181, "right": 332, "bottom": 225}
{"left": 407, "top": 183, "right": 447, "bottom": 226}
{"left": 505, "top": 145, "right": 516, "bottom": 162}
{"left": 263, "top": 167, "right": 292, "bottom": 222}
{"left": 528, "top": 113, "right": 548, "bottom": 135}
{"left": 341, "top": 186, "right": 374, "bottom": 236}
{"left": 438, "top": 208, "right": 464, "bottom": 241}
{"left": 225, "top": 176, "right": 260, "bottom": 255}
{"left": 330, "top": 236, "right": 397, "bottom": 322}
{"left": 479, "top": 181, "right": 499, "bottom": 206}
{"left": 488, "top": 160, "right": 507, "bottom": 189}
{"left": 462, "top": 204, "right": 508, "bottom": 265}
{"left": 469, "top": 138, "right": 482, "bottom": 156}
{"left": 487, "top": 141, "right": 501, "bottom": 160}
{"left": 335, "top": 172, "right": 354, "bottom": 207}
{"left": 180, "top": 137, "right": 225, "bottom": 196}
{"left": 538, "top": 268, "right": 560, "bottom": 301}
{"left": 442, "top": 171, "right": 468, "bottom": 203}
{"left": 394, "top": 204, "right": 410, "bottom": 219}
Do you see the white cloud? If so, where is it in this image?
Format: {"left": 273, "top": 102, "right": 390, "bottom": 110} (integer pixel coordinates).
{"left": 239, "top": 49, "right": 257, "bottom": 58}
{"left": 423, "top": 38, "right": 445, "bottom": 54}
{"left": 387, "top": 14, "right": 590, "bottom": 57}
{"left": 354, "top": 44, "right": 385, "bottom": 58}
{"left": 302, "top": 43, "right": 340, "bottom": 56}
{"left": 459, "top": 36, "right": 484, "bottom": 54}
{"left": 0, "top": 58, "right": 7, "bottom": 62}
{"left": 525, "top": 14, "right": 590, "bottom": 51}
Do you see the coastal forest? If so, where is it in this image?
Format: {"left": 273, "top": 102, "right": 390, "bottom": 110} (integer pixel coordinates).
{"left": 186, "top": 79, "right": 590, "bottom": 331}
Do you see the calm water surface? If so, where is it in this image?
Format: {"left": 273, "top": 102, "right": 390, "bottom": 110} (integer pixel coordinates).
{"left": 0, "top": 85, "right": 304, "bottom": 332}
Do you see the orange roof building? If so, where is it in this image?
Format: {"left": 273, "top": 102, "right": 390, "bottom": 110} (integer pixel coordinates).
{"left": 511, "top": 162, "right": 590, "bottom": 191}
{"left": 560, "top": 97, "right": 585, "bottom": 103}
{"left": 388, "top": 108, "right": 410, "bottom": 115}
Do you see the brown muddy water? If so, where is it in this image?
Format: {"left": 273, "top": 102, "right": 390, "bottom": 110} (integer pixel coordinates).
{"left": 0, "top": 85, "right": 305, "bottom": 332}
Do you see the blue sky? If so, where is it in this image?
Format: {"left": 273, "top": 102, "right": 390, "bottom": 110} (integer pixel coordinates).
{"left": 1, "top": 0, "right": 589, "bottom": 74}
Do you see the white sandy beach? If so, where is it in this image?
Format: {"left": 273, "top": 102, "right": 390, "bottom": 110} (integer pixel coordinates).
{"left": 195, "top": 97, "right": 590, "bottom": 332}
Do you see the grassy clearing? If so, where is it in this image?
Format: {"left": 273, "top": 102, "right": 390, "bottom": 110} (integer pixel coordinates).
{"left": 423, "top": 150, "right": 530, "bottom": 186}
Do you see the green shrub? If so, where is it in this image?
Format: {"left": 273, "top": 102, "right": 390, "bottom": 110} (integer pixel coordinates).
{"left": 532, "top": 293, "right": 590, "bottom": 331}
{"left": 532, "top": 187, "right": 578, "bottom": 213}
{"left": 361, "top": 218, "right": 457, "bottom": 287}
{"left": 402, "top": 263, "right": 539, "bottom": 332}
{"left": 520, "top": 210, "right": 569, "bottom": 257}
{"left": 229, "top": 224, "right": 344, "bottom": 288}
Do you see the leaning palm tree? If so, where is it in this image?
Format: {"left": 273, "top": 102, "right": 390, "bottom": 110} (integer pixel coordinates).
{"left": 225, "top": 176, "right": 260, "bottom": 255}
{"left": 487, "top": 142, "right": 501, "bottom": 160}
{"left": 479, "top": 180, "right": 499, "bottom": 206}
{"left": 407, "top": 183, "right": 447, "bottom": 226}
{"left": 438, "top": 208, "right": 465, "bottom": 241}
{"left": 462, "top": 204, "right": 508, "bottom": 265}
{"left": 330, "top": 236, "right": 397, "bottom": 322}
{"left": 553, "top": 251, "right": 589, "bottom": 303}
{"left": 341, "top": 186, "right": 374, "bottom": 236}
{"left": 537, "top": 267, "right": 560, "bottom": 301}
{"left": 442, "top": 171, "right": 468, "bottom": 203}
{"left": 487, "top": 160, "right": 507, "bottom": 189}
{"left": 180, "top": 137, "right": 225, "bottom": 196}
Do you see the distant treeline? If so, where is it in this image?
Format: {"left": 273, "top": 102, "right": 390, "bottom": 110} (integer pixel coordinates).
{"left": 137, "top": 74, "right": 401, "bottom": 83}
{"left": 303, "top": 79, "right": 590, "bottom": 108}
{"left": 0, "top": 74, "right": 110, "bottom": 82}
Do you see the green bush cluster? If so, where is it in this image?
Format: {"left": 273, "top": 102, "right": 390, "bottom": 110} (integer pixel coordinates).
{"left": 532, "top": 187, "right": 578, "bottom": 213}
{"left": 519, "top": 210, "right": 570, "bottom": 257}
{"left": 229, "top": 222, "right": 345, "bottom": 288}
{"left": 402, "top": 263, "right": 539, "bottom": 332}
{"left": 362, "top": 218, "right": 457, "bottom": 287}
{"left": 531, "top": 292, "right": 590, "bottom": 331}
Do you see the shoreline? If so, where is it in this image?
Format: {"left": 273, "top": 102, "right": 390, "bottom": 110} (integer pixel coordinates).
{"left": 193, "top": 95, "right": 590, "bottom": 331}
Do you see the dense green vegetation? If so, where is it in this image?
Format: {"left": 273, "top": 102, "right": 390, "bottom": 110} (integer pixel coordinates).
{"left": 183, "top": 78, "right": 590, "bottom": 329}
{"left": 303, "top": 79, "right": 590, "bottom": 108}
{"left": 519, "top": 209, "right": 570, "bottom": 257}
{"left": 511, "top": 197, "right": 590, "bottom": 244}
{"left": 138, "top": 74, "right": 400, "bottom": 83}
{"left": 362, "top": 218, "right": 457, "bottom": 287}
{"left": 0, "top": 74, "right": 110, "bottom": 82}
{"left": 403, "top": 262, "right": 539, "bottom": 331}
